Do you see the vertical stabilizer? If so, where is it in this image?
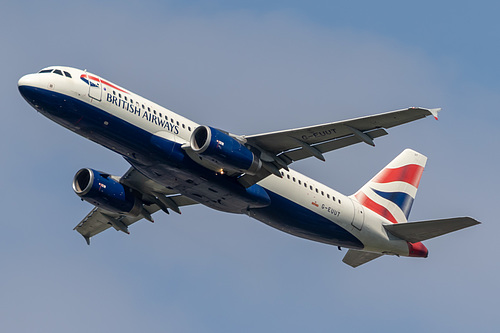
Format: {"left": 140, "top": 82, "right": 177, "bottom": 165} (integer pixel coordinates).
{"left": 352, "top": 149, "right": 427, "bottom": 223}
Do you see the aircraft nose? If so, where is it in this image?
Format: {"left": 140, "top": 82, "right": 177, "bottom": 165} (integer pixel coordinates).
{"left": 18, "top": 73, "right": 45, "bottom": 108}
{"left": 18, "top": 73, "right": 36, "bottom": 88}
{"left": 18, "top": 74, "right": 37, "bottom": 99}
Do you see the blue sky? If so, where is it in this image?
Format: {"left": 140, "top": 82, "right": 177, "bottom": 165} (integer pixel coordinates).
{"left": 2, "top": 1, "right": 498, "bottom": 332}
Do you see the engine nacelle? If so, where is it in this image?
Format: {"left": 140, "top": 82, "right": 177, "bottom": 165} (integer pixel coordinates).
{"left": 72, "top": 168, "right": 141, "bottom": 215}
{"left": 190, "top": 126, "right": 261, "bottom": 175}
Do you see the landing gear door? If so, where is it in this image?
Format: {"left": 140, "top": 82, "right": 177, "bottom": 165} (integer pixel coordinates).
{"left": 351, "top": 200, "right": 365, "bottom": 230}
{"left": 85, "top": 72, "right": 102, "bottom": 101}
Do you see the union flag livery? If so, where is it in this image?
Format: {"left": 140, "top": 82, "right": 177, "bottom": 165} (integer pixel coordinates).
{"left": 354, "top": 149, "right": 426, "bottom": 224}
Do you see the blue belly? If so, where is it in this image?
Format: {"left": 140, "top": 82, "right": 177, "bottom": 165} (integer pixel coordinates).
{"left": 249, "top": 190, "right": 364, "bottom": 249}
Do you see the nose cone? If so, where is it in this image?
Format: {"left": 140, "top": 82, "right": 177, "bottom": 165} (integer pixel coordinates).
{"left": 18, "top": 73, "right": 37, "bottom": 89}
{"left": 18, "top": 74, "right": 38, "bottom": 99}
{"left": 408, "top": 241, "right": 429, "bottom": 258}
{"left": 18, "top": 74, "right": 29, "bottom": 87}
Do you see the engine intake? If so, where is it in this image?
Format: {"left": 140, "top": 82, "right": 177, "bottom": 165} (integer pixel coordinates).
{"left": 190, "top": 126, "right": 261, "bottom": 175}
{"left": 73, "top": 168, "right": 142, "bottom": 215}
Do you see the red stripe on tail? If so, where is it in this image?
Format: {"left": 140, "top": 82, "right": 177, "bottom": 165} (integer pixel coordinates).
{"left": 355, "top": 192, "right": 398, "bottom": 224}
{"left": 372, "top": 164, "right": 424, "bottom": 188}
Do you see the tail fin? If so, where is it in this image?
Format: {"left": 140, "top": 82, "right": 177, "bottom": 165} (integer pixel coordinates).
{"left": 352, "top": 149, "right": 427, "bottom": 224}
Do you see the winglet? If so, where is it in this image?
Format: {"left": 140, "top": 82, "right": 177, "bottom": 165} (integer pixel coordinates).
{"left": 82, "top": 234, "right": 91, "bottom": 246}
{"left": 427, "top": 108, "right": 441, "bottom": 120}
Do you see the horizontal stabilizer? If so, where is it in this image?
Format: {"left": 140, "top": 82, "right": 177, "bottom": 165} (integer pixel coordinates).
{"left": 384, "top": 217, "right": 480, "bottom": 243}
{"left": 342, "top": 249, "right": 383, "bottom": 268}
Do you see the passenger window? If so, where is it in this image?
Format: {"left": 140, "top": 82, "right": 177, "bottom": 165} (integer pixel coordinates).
{"left": 315, "top": 188, "right": 318, "bottom": 193}
{"left": 293, "top": 177, "right": 296, "bottom": 182}
{"left": 63, "top": 71, "right": 72, "bottom": 78}
{"left": 53, "top": 69, "right": 63, "bottom": 76}
{"left": 188, "top": 127, "right": 191, "bottom": 131}
{"left": 287, "top": 175, "right": 290, "bottom": 179}
{"left": 310, "top": 185, "right": 313, "bottom": 190}
{"left": 176, "top": 121, "right": 179, "bottom": 126}
{"left": 298, "top": 180, "right": 301, "bottom": 185}
{"left": 124, "top": 96, "right": 128, "bottom": 101}
{"left": 119, "top": 93, "right": 122, "bottom": 98}
{"left": 327, "top": 194, "right": 330, "bottom": 199}
{"left": 338, "top": 199, "right": 341, "bottom": 204}
{"left": 332, "top": 196, "right": 336, "bottom": 202}
{"left": 182, "top": 124, "right": 185, "bottom": 129}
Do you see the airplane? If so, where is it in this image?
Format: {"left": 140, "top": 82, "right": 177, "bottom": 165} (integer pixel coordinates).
{"left": 18, "top": 66, "right": 480, "bottom": 267}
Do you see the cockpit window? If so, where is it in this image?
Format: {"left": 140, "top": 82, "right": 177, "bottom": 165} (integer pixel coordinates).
{"left": 38, "top": 68, "right": 72, "bottom": 78}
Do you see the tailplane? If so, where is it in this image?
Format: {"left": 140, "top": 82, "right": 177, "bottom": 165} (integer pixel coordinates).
{"left": 342, "top": 250, "right": 383, "bottom": 268}
{"left": 342, "top": 217, "right": 480, "bottom": 268}
{"left": 352, "top": 149, "right": 427, "bottom": 224}
{"left": 384, "top": 217, "right": 480, "bottom": 243}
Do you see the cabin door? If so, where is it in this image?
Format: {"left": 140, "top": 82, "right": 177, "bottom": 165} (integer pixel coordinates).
{"left": 85, "top": 72, "right": 102, "bottom": 101}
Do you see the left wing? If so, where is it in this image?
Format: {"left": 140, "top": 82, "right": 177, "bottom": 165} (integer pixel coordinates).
{"left": 74, "top": 167, "right": 199, "bottom": 244}
{"left": 238, "top": 107, "right": 440, "bottom": 187}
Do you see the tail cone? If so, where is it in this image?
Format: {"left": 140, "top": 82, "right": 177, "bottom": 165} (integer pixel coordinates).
{"left": 408, "top": 242, "right": 428, "bottom": 258}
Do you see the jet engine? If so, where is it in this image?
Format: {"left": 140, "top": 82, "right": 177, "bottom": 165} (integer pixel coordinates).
{"left": 189, "top": 126, "right": 262, "bottom": 175}
{"left": 72, "top": 168, "right": 142, "bottom": 215}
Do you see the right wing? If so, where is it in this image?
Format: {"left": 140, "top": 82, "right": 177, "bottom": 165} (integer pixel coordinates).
{"left": 238, "top": 107, "right": 440, "bottom": 187}
{"left": 73, "top": 167, "right": 199, "bottom": 244}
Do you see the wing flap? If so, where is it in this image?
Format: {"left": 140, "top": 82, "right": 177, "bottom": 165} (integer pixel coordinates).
{"left": 342, "top": 249, "right": 383, "bottom": 268}
{"left": 383, "top": 217, "right": 480, "bottom": 243}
